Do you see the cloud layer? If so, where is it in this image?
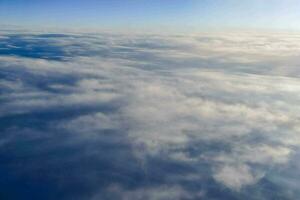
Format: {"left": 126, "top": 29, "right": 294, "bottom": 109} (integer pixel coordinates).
{"left": 1, "top": 32, "right": 300, "bottom": 199}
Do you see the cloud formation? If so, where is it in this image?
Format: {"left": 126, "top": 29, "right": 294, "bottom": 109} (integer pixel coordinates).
{"left": 1, "top": 32, "right": 300, "bottom": 199}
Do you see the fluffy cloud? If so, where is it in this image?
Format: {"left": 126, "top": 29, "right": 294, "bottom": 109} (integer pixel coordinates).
{"left": 213, "top": 164, "right": 264, "bottom": 191}
{"left": 1, "top": 31, "right": 300, "bottom": 199}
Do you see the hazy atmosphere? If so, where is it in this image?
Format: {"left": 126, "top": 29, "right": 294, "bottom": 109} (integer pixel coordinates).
{"left": 1, "top": 1, "right": 300, "bottom": 200}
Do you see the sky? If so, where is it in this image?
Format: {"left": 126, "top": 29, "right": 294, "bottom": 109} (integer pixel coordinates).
{"left": 1, "top": 0, "right": 300, "bottom": 32}
{"left": 1, "top": 1, "right": 300, "bottom": 200}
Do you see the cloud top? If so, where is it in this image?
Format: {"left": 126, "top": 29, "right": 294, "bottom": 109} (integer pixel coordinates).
{"left": 1, "top": 31, "right": 300, "bottom": 199}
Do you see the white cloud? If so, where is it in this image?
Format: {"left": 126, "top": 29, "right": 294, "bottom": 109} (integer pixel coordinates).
{"left": 213, "top": 164, "right": 264, "bottom": 191}
{"left": 62, "top": 112, "right": 121, "bottom": 134}
{"left": 1, "top": 32, "right": 300, "bottom": 193}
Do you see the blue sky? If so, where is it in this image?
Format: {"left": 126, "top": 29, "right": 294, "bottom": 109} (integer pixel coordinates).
{"left": 1, "top": 0, "right": 300, "bottom": 32}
